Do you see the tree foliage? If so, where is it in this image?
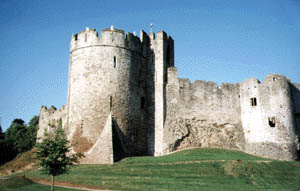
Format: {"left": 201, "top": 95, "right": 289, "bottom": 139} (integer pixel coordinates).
{"left": 27, "top": 115, "right": 39, "bottom": 148}
{"left": 0, "top": 116, "right": 39, "bottom": 165}
{"left": 5, "top": 119, "right": 29, "bottom": 153}
{"left": 5, "top": 116, "right": 39, "bottom": 153}
{"left": 35, "top": 121, "right": 83, "bottom": 190}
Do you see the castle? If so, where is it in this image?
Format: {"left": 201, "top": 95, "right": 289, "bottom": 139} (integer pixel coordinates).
{"left": 37, "top": 26, "right": 300, "bottom": 163}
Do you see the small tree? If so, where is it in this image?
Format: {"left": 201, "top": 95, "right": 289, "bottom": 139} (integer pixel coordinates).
{"left": 35, "top": 121, "right": 83, "bottom": 191}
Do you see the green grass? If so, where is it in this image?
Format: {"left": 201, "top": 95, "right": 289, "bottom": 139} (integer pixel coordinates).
{"left": 0, "top": 176, "right": 84, "bottom": 191}
{"left": 5, "top": 148, "right": 300, "bottom": 191}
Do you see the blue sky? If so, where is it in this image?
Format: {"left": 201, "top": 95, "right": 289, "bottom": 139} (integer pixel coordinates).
{"left": 0, "top": 0, "right": 300, "bottom": 131}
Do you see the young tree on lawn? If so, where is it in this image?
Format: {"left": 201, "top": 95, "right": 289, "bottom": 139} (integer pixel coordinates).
{"left": 35, "top": 120, "right": 83, "bottom": 191}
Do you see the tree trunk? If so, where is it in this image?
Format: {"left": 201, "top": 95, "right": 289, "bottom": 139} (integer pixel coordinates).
{"left": 51, "top": 175, "right": 54, "bottom": 191}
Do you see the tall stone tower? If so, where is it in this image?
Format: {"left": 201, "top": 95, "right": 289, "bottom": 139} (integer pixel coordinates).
{"left": 66, "top": 27, "right": 174, "bottom": 163}
{"left": 148, "top": 31, "right": 174, "bottom": 156}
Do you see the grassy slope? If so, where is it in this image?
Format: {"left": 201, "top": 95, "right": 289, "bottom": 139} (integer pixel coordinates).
{"left": 0, "top": 149, "right": 39, "bottom": 176}
{"left": 0, "top": 176, "right": 81, "bottom": 191}
{"left": 22, "top": 148, "right": 300, "bottom": 191}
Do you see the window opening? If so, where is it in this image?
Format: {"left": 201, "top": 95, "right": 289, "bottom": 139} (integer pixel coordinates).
{"left": 113, "top": 56, "right": 116, "bottom": 68}
{"left": 74, "top": 34, "right": 78, "bottom": 40}
{"left": 110, "top": 96, "right": 113, "bottom": 110}
{"left": 251, "top": 97, "right": 257, "bottom": 106}
{"left": 268, "top": 117, "right": 275, "bottom": 127}
{"left": 85, "top": 34, "right": 87, "bottom": 42}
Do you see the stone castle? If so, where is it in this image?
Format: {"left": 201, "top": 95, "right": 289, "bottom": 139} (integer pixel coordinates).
{"left": 37, "top": 26, "right": 300, "bottom": 163}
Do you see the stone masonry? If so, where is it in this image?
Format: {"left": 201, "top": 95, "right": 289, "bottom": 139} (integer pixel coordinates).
{"left": 37, "top": 27, "right": 300, "bottom": 163}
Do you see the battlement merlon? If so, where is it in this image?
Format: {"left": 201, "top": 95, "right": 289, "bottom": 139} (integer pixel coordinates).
{"left": 148, "top": 30, "right": 174, "bottom": 69}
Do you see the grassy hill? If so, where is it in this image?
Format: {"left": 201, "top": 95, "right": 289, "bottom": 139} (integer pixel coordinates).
{"left": 0, "top": 149, "right": 39, "bottom": 176}
{"left": 1, "top": 148, "right": 300, "bottom": 191}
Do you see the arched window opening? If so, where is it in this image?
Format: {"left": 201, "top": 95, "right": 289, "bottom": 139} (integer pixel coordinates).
{"left": 268, "top": 117, "right": 275, "bottom": 127}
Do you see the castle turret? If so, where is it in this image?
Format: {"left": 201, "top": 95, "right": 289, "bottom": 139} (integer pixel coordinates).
{"left": 148, "top": 31, "right": 174, "bottom": 156}
{"left": 240, "top": 74, "right": 297, "bottom": 160}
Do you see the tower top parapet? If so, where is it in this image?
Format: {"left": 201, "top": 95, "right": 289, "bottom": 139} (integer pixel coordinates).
{"left": 70, "top": 27, "right": 173, "bottom": 55}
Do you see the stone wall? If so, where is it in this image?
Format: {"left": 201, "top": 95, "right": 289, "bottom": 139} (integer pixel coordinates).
{"left": 80, "top": 113, "right": 113, "bottom": 164}
{"left": 37, "top": 105, "right": 67, "bottom": 141}
{"left": 291, "top": 83, "right": 300, "bottom": 135}
{"left": 163, "top": 70, "right": 298, "bottom": 160}
{"left": 163, "top": 67, "right": 244, "bottom": 153}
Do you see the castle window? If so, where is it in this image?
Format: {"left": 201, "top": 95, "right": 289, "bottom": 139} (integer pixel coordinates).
{"left": 113, "top": 56, "right": 116, "bottom": 68}
{"left": 74, "top": 34, "right": 78, "bottom": 40}
{"left": 273, "top": 77, "right": 276, "bottom": 82}
{"left": 85, "top": 34, "right": 87, "bottom": 42}
{"left": 268, "top": 117, "right": 275, "bottom": 127}
{"left": 141, "top": 97, "right": 145, "bottom": 109}
{"left": 251, "top": 97, "right": 257, "bottom": 106}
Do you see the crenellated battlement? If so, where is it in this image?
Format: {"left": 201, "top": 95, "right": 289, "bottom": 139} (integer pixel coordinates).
{"left": 70, "top": 26, "right": 155, "bottom": 54}
{"left": 240, "top": 74, "right": 291, "bottom": 90}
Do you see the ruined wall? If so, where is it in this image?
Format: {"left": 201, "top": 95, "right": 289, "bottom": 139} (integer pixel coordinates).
{"left": 240, "top": 74, "right": 297, "bottom": 160}
{"left": 37, "top": 105, "right": 67, "bottom": 140}
{"left": 163, "top": 67, "right": 244, "bottom": 153}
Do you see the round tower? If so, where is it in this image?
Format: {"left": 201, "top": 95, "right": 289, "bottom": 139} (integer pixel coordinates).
{"left": 67, "top": 27, "right": 145, "bottom": 161}
{"left": 240, "top": 74, "right": 297, "bottom": 160}
{"left": 259, "top": 74, "right": 297, "bottom": 160}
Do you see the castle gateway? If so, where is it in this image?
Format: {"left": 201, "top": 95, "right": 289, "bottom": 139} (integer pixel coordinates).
{"left": 38, "top": 27, "right": 300, "bottom": 163}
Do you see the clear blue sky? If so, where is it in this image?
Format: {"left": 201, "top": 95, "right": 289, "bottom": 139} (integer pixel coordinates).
{"left": 1, "top": 0, "right": 300, "bottom": 131}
